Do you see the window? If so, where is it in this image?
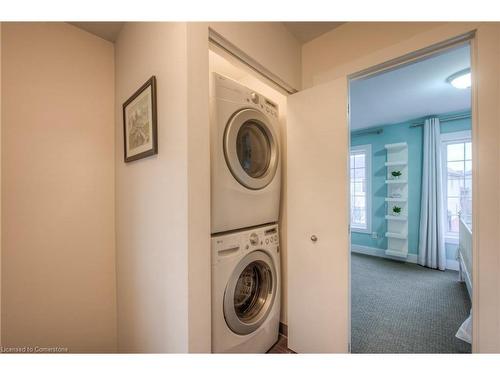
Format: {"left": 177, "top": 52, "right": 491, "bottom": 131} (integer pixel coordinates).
{"left": 441, "top": 131, "right": 472, "bottom": 241}
{"left": 350, "top": 144, "right": 372, "bottom": 233}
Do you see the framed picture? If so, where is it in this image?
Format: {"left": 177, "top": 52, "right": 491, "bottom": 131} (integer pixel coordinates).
{"left": 123, "top": 76, "right": 158, "bottom": 162}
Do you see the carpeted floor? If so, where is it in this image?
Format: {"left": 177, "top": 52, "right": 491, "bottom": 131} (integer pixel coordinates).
{"left": 351, "top": 253, "right": 471, "bottom": 353}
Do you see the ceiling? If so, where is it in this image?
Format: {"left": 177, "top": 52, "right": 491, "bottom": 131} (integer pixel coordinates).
{"left": 350, "top": 44, "right": 472, "bottom": 130}
{"left": 282, "top": 22, "right": 345, "bottom": 43}
{"left": 68, "top": 22, "right": 124, "bottom": 42}
{"left": 70, "top": 22, "right": 344, "bottom": 44}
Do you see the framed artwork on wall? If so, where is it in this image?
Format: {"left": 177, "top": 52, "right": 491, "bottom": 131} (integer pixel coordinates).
{"left": 123, "top": 76, "right": 158, "bottom": 162}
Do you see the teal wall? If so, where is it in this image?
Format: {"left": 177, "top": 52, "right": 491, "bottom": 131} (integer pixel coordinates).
{"left": 350, "top": 111, "right": 471, "bottom": 259}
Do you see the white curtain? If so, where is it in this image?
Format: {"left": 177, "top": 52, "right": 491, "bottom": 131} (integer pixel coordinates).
{"left": 418, "top": 117, "right": 446, "bottom": 270}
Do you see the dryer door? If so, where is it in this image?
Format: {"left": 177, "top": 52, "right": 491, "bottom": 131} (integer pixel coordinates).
{"left": 224, "top": 108, "right": 279, "bottom": 190}
{"left": 224, "top": 250, "right": 277, "bottom": 335}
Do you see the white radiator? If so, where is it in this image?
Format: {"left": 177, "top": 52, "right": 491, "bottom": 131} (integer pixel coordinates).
{"left": 458, "top": 216, "right": 472, "bottom": 298}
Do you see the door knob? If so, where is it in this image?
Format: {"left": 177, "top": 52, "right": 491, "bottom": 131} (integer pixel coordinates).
{"left": 311, "top": 235, "right": 318, "bottom": 243}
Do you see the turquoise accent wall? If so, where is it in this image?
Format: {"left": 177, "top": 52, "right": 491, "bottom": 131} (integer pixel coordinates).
{"left": 350, "top": 111, "right": 471, "bottom": 259}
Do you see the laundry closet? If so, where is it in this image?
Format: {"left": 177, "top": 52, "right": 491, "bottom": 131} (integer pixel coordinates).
{"left": 208, "top": 46, "right": 288, "bottom": 353}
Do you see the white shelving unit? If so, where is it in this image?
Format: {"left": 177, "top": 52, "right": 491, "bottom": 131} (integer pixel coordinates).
{"left": 384, "top": 142, "right": 408, "bottom": 259}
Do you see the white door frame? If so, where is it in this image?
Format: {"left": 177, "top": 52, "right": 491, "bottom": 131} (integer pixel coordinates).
{"left": 346, "top": 32, "right": 476, "bottom": 353}
{"left": 340, "top": 24, "right": 495, "bottom": 353}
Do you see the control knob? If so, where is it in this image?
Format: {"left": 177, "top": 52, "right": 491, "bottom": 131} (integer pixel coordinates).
{"left": 249, "top": 233, "right": 259, "bottom": 246}
{"left": 250, "top": 92, "right": 259, "bottom": 104}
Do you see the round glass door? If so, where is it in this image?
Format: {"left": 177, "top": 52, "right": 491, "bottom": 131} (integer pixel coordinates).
{"left": 224, "top": 109, "right": 279, "bottom": 190}
{"left": 224, "top": 251, "right": 277, "bottom": 335}
{"left": 236, "top": 121, "right": 271, "bottom": 179}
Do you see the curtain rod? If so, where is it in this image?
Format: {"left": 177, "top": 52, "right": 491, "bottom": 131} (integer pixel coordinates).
{"left": 351, "top": 128, "right": 384, "bottom": 137}
{"left": 352, "top": 113, "right": 471, "bottom": 135}
{"left": 410, "top": 113, "right": 471, "bottom": 128}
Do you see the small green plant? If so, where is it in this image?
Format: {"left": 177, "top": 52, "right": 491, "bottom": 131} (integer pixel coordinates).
{"left": 391, "top": 170, "right": 402, "bottom": 178}
{"left": 392, "top": 206, "right": 402, "bottom": 215}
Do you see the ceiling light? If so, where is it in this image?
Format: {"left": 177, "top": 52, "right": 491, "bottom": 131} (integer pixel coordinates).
{"left": 447, "top": 68, "right": 471, "bottom": 89}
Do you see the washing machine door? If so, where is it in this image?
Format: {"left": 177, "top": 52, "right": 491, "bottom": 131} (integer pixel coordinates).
{"left": 224, "top": 108, "right": 279, "bottom": 190}
{"left": 224, "top": 250, "right": 277, "bottom": 335}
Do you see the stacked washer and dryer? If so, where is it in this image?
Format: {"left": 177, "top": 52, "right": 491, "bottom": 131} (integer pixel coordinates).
{"left": 210, "top": 73, "right": 282, "bottom": 353}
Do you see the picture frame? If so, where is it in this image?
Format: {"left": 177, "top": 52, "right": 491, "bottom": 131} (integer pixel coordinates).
{"left": 122, "top": 76, "right": 158, "bottom": 162}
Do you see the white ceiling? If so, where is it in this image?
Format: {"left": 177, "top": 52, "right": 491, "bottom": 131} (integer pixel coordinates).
{"left": 282, "top": 22, "right": 345, "bottom": 43}
{"left": 350, "top": 44, "right": 471, "bottom": 130}
{"left": 68, "top": 22, "right": 124, "bottom": 42}
{"left": 69, "top": 22, "right": 345, "bottom": 44}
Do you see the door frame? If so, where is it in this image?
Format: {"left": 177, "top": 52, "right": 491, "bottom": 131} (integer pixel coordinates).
{"left": 346, "top": 32, "right": 476, "bottom": 353}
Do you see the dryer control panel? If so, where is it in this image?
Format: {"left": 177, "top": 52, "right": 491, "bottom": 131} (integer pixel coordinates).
{"left": 246, "top": 92, "right": 279, "bottom": 120}
{"left": 212, "top": 73, "right": 279, "bottom": 120}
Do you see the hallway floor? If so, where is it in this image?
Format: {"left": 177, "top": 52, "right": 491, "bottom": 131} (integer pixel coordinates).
{"left": 351, "top": 252, "right": 471, "bottom": 353}
{"left": 267, "top": 335, "right": 295, "bottom": 354}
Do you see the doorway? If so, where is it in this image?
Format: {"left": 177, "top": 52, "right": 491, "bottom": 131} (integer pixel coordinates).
{"left": 286, "top": 26, "right": 500, "bottom": 354}
{"left": 348, "top": 42, "right": 473, "bottom": 353}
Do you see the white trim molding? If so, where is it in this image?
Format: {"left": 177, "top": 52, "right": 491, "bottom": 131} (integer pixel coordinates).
{"left": 350, "top": 144, "right": 372, "bottom": 234}
{"left": 351, "top": 244, "right": 417, "bottom": 263}
{"left": 351, "top": 244, "right": 459, "bottom": 270}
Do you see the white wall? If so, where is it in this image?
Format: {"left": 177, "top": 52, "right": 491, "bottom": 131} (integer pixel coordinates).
{"left": 302, "top": 22, "right": 500, "bottom": 353}
{"left": 186, "top": 23, "right": 211, "bottom": 353}
{"left": 0, "top": 21, "right": 2, "bottom": 347}
{"left": 210, "top": 22, "right": 302, "bottom": 91}
{"left": 302, "top": 22, "right": 446, "bottom": 89}
{"left": 1, "top": 22, "right": 116, "bottom": 352}
{"left": 115, "top": 22, "right": 211, "bottom": 353}
{"left": 115, "top": 22, "right": 190, "bottom": 353}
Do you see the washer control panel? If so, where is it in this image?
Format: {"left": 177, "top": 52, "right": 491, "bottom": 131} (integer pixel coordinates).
{"left": 212, "top": 224, "right": 279, "bottom": 264}
{"left": 246, "top": 226, "right": 279, "bottom": 248}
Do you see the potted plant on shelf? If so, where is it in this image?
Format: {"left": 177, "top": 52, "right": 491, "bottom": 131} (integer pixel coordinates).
{"left": 391, "top": 170, "right": 402, "bottom": 179}
{"left": 392, "top": 206, "right": 402, "bottom": 216}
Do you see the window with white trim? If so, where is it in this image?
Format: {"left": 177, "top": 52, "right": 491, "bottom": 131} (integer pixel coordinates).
{"left": 441, "top": 131, "right": 472, "bottom": 240}
{"left": 350, "top": 144, "right": 372, "bottom": 233}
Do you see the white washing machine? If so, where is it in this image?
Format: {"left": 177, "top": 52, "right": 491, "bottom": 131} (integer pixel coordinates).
{"left": 210, "top": 73, "right": 281, "bottom": 234}
{"left": 211, "top": 223, "right": 280, "bottom": 353}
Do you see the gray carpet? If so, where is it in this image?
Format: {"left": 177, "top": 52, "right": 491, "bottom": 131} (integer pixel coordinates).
{"left": 351, "top": 253, "right": 471, "bottom": 353}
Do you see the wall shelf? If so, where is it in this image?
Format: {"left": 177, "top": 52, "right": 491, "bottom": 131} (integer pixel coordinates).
{"left": 385, "top": 142, "right": 408, "bottom": 259}
{"left": 384, "top": 161, "right": 407, "bottom": 167}
{"left": 385, "top": 197, "right": 407, "bottom": 203}
{"left": 384, "top": 142, "right": 407, "bottom": 151}
{"left": 385, "top": 215, "right": 408, "bottom": 221}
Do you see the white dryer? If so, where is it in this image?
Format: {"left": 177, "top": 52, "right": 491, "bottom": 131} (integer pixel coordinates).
{"left": 210, "top": 73, "right": 281, "bottom": 234}
{"left": 211, "top": 224, "right": 280, "bottom": 353}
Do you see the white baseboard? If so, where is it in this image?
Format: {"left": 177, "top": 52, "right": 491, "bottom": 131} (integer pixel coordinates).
{"left": 351, "top": 244, "right": 417, "bottom": 263}
{"left": 351, "top": 244, "right": 458, "bottom": 271}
